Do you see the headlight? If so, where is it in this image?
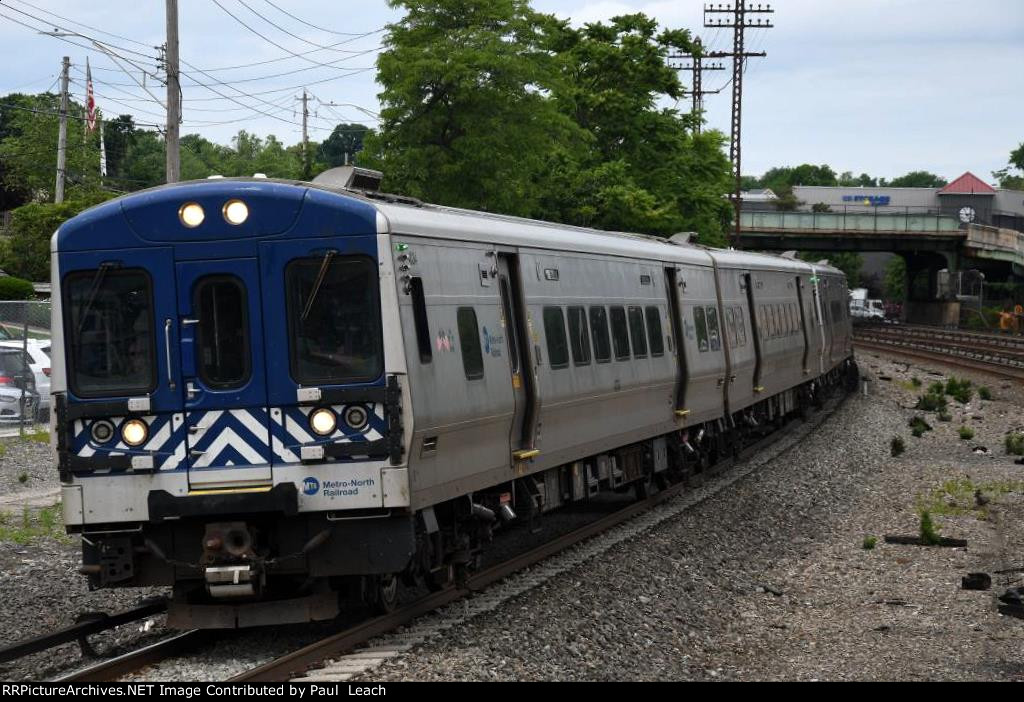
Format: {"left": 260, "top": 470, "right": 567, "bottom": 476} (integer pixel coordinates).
{"left": 309, "top": 407, "right": 337, "bottom": 436}
{"left": 121, "top": 418, "right": 149, "bottom": 447}
{"left": 222, "top": 199, "right": 249, "bottom": 225}
{"left": 343, "top": 405, "right": 369, "bottom": 431}
{"left": 179, "top": 202, "right": 205, "bottom": 228}
{"left": 91, "top": 420, "right": 115, "bottom": 444}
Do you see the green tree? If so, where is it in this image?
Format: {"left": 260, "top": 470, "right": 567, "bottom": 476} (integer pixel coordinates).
{"left": 1, "top": 192, "right": 115, "bottom": 281}
{"left": 993, "top": 143, "right": 1024, "bottom": 190}
{"left": 318, "top": 123, "right": 371, "bottom": 168}
{"left": 0, "top": 92, "right": 103, "bottom": 200}
{"left": 887, "top": 171, "right": 947, "bottom": 188}
{"left": 362, "top": 0, "right": 576, "bottom": 217}
{"left": 884, "top": 255, "right": 907, "bottom": 301}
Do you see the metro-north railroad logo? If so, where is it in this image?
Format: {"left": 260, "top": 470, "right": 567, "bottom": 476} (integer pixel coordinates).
{"left": 303, "top": 477, "right": 320, "bottom": 496}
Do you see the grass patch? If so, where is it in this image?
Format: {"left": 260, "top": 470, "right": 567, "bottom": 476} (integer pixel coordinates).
{"left": 21, "top": 429, "right": 49, "bottom": 444}
{"left": 979, "top": 386, "right": 993, "bottom": 401}
{"left": 915, "top": 392, "right": 947, "bottom": 413}
{"left": 938, "top": 410, "right": 952, "bottom": 422}
{"left": 959, "top": 426, "right": 975, "bottom": 441}
{"left": 911, "top": 377, "right": 922, "bottom": 388}
{"left": 917, "top": 477, "right": 1024, "bottom": 519}
{"left": 909, "top": 416, "right": 933, "bottom": 438}
{"left": 919, "top": 510, "right": 942, "bottom": 545}
{"left": 1006, "top": 433, "right": 1024, "bottom": 456}
{"left": 862, "top": 535, "right": 877, "bottom": 550}
{"left": 890, "top": 436, "right": 905, "bottom": 457}
{"left": 17, "top": 472, "right": 27, "bottom": 484}
{"left": 0, "top": 505, "right": 67, "bottom": 545}
{"left": 946, "top": 377, "right": 973, "bottom": 404}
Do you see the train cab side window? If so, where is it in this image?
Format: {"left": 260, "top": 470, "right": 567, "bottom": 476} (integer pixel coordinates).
{"left": 194, "top": 276, "right": 250, "bottom": 389}
{"left": 410, "top": 277, "right": 432, "bottom": 364}
{"left": 589, "top": 306, "right": 612, "bottom": 363}
{"left": 286, "top": 256, "right": 383, "bottom": 384}
{"left": 567, "top": 306, "right": 591, "bottom": 367}
{"left": 645, "top": 307, "right": 664, "bottom": 357}
{"left": 610, "top": 306, "right": 631, "bottom": 360}
{"left": 705, "top": 306, "right": 721, "bottom": 352}
{"left": 627, "top": 306, "right": 647, "bottom": 359}
{"left": 695, "top": 306, "right": 709, "bottom": 352}
{"left": 457, "top": 307, "right": 485, "bottom": 380}
{"left": 64, "top": 268, "right": 156, "bottom": 397}
{"left": 543, "top": 306, "right": 570, "bottom": 369}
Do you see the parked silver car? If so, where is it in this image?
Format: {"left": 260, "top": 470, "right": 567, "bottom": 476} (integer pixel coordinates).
{"left": 0, "top": 340, "right": 50, "bottom": 419}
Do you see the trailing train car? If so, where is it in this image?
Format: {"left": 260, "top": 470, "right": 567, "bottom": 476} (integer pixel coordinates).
{"left": 50, "top": 171, "right": 855, "bottom": 628}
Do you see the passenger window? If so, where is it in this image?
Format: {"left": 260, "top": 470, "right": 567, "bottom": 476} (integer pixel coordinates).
{"left": 694, "top": 306, "right": 709, "bottom": 353}
{"left": 543, "top": 306, "right": 570, "bottom": 369}
{"left": 590, "top": 306, "right": 612, "bottom": 363}
{"left": 567, "top": 306, "right": 591, "bottom": 367}
{"left": 610, "top": 306, "right": 631, "bottom": 360}
{"left": 457, "top": 307, "right": 484, "bottom": 380}
{"left": 195, "top": 276, "right": 250, "bottom": 389}
{"left": 736, "top": 307, "right": 747, "bottom": 346}
{"left": 645, "top": 307, "right": 664, "bottom": 357}
{"left": 724, "top": 307, "right": 737, "bottom": 348}
{"left": 705, "top": 306, "right": 721, "bottom": 352}
{"left": 628, "top": 306, "right": 647, "bottom": 359}
{"left": 410, "top": 277, "right": 432, "bottom": 364}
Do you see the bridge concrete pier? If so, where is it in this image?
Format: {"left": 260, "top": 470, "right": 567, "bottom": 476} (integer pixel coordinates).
{"left": 902, "top": 251, "right": 961, "bottom": 326}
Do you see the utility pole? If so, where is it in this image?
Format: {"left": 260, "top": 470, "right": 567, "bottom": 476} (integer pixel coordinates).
{"left": 297, "top": 89, "right": 310, "bottom": 179}
{"left": 668, "top": 38, "right": 725, "bottom": 133}
{"left": 165, "top": 0, "right": 181, "bottom": 183}
{"left": 704, "top": 2, "right": 774, "bottom": 245}
{"left": 54, "top": 56, "right": 70, "bottom": 204}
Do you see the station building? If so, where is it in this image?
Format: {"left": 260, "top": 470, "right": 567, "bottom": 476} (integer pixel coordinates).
{"left": 790, "top": 172, "right": 1024, "bottom": 233}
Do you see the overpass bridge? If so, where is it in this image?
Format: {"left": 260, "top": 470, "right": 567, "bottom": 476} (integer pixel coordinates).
{"left": 735, "top": 210, "right": 1024, "bottom": 324}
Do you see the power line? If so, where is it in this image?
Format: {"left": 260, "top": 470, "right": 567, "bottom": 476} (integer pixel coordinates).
{"left": 1, "top": 3, "right": 157, "bottom": 61}
{"left": 209, "top": 0, "right": 379, "bottom": 69}
{"left": 259, "top": 0, "right": 375, "bottom": 37}
{"left": 233, "top": 0, "right": 378, "bottom": 54}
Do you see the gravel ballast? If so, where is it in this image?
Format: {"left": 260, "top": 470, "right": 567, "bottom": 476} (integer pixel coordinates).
{"left": 356, "top": 352, "right": 1024, "bottom": 682}
{"left": 4, "top": 349, "right": 1024, "bottom": 681}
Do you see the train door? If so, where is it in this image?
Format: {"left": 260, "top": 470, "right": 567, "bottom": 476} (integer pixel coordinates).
{"left": 718, "top": 269, "right": 757, "bottom": 413}
{"left": 175, "top": 259, "right": 273, "bottom": 487}
{"left": 743, "top": 273, "right": 764, "bottom": 392}
{"left": 810, "top": 269, "right": 827, "bottom": 374}
{"left": 676, "top": 265, "right": 727, "bottom": 420}
{"left": 795, "top": 275, "right": 811, "bottom": 373}
{"left": 665, "top": 267, "right": 688, "bottom": 416}
{"left": 496, "top": 253, "right": 538, "bottom": 457}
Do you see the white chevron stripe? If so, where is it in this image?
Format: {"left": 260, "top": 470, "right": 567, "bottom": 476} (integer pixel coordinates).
{"left": 193, "top": 426, "right": 265, "bottom": 467}
{"left": 232, "top": 408, "right": 269, "bottom": 439}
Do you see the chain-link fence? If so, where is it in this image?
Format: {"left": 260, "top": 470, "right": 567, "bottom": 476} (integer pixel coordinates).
{"left": 0, "top": 300, "right": 51, "bottom": 436}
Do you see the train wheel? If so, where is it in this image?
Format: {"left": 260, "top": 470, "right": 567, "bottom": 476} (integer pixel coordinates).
{"left": 370, "top": 573, "right": 399, "bottom": 614}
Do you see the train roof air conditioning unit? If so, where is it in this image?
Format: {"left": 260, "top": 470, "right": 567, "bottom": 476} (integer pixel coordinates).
{"left": 313, "top": 165, "right": 383, "bottom": 192}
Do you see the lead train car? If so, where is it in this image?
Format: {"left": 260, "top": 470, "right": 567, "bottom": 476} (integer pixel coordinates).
{"left": 50, "top": 178, "right": 855, "bottom": 627}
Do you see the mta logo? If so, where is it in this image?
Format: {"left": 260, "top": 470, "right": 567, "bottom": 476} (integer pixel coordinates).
{"left": 303, "top": 477, "right": 320, "bottom": 496}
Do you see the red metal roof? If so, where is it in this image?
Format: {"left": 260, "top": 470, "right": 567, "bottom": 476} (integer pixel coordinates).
{"left": 938, "top": 172, "right": 996, "bottom": 195}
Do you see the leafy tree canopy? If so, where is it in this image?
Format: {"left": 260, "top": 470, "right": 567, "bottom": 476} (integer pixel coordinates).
{"left": 994, "top": 142, "right": 1024, "bottom": 190}
{"left": 886, "top": 170, "right": 947, "bottom": 188}
{"left": 319, "top": 123, "right": 370, "bottom": 168}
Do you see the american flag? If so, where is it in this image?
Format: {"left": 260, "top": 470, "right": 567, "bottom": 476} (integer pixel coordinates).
{"left": 85, "top": 57, "right": 96, "bottom": 132}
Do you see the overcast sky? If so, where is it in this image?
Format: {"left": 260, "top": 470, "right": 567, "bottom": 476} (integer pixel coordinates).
{"left": 1, "top": 0, "right": 1021, "bottom": 182}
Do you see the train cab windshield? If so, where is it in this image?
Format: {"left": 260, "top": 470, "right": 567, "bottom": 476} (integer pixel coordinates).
{"left": 285, "top": 255, "right": 383, "bottom": 384}
{"left": 64, "top": 268, "right": 155, "bottom": 397}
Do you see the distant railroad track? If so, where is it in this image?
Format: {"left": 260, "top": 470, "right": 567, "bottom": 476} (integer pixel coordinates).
{"left": 853, "top": 323, "right": 1024, "bottom": 381}
{"left": 49, "top": 391, "right": 849, "bottom": 683}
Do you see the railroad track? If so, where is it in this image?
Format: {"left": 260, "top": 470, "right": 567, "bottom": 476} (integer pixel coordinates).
{"left": 854, "top": 324, "right": 1024, "bottom": 381}
{"left": 47, "top": 390, "right": 848, "bottom": 683}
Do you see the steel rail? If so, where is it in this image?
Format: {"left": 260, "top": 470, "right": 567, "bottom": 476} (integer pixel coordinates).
{"left": 51, "top": 630, "right": 213, "bottom": 682}
{"left": 853, "top": 338, "right": 1024, "bottom": 382}
{"left": 0, "top": 599, "right": 167, "bottom": 665}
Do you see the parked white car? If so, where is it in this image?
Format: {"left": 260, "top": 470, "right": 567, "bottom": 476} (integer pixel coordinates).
{"left": 0, "top": 347, "right": 39, "bottom": 423}
{"left": 0, "top": 340, "right": 50, "bottom": 419}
